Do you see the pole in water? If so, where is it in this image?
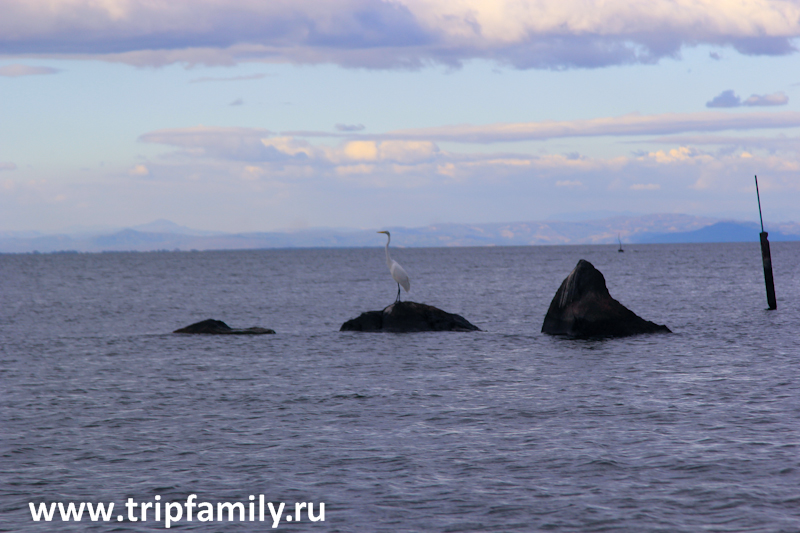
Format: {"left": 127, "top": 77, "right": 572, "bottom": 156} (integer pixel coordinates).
{"left": 755, "top": 175, "right": 777, "bottom": 310}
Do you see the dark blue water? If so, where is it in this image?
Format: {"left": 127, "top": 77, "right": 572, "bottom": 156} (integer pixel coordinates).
{"left": 2, "top": 243, "right": 800, "bottom": 532}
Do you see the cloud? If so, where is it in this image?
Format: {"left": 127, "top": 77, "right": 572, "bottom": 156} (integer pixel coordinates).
{"left": 641, "top": 134, "right": 800, "bottom": 152}
{"left": 378, "top": 111, "right": 800, "bottom": 143}
{"left": 343, "top": 141, "right": 379, "bottom": 161}
{"left": 134, "top": 124, "right": 800, "bottom": 203}
{"left": 190, "top": 73, "right": 270, "bottom": 83}
{"left": 142, "top": 126, "right": 442, "bottom": 165}
{"left": 2, "top": 0, "right": 800, "bottom": 69}
{"left": 105, "top": 122, "right": 800, "bottom": 230}
{"left": 139, "top": 126, "right": 289, "bottom": 161}
{"left": 646, "top": 146, "right": 710, "bottom": 164}
{"left": 0, "top": 64, "right": 59, "bottom": 77}
{"left": 131, "top": 115, "right": 800, "bottom": 218}
{"left": 743, "top": 91, "right": 789, "bottom": 106}
{"left": 242, "top": 165, "right": 265, "bottom": 180}
{"left": 377, "top": 141, "right": 438, "bottom": 163}
{"left": 707, "top": 90, "right": 788, "bottom": 108}
{"left": 336, "top": 123, "right": 365, "bottom": 132}
{"left": 260, "top": 137, "right": 317, "bottom": 158}
{"left": 1, "top": 162, "right": 17, "bottom": 171}
{"left": 706, "top": 90, "right": 742, "bottom": 108}
{"left": 137, "top": 125, "right": 499, "bottom": 187}
{"left": 229, "top": 98, "right": 244, "bottom": 106}
{"left": 128, "top": 164, "right": 150, "bottom": 176}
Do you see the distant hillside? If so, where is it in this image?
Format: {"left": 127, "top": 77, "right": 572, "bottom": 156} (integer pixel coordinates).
{"left": 1, "top": 215, "right": 798, "bottom": 253}
{"left": 633, "top": 221, "right": 800, "bottom": 243}
{"left": 130, "top": 219, "right": 226, "bottom": 236}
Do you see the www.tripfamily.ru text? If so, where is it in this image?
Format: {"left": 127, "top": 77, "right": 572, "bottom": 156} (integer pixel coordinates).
{"left": 30, "top": 494, "right": 325, "bottom": 528}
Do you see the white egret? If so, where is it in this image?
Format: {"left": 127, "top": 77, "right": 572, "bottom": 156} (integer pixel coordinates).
{"left": 377, "top": 230, "right": 410, "bottom": 302}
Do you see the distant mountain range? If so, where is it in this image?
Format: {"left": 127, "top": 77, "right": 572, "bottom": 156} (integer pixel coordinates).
{"left": 1, "top": 215, "right": 798, "bottom": 253}
{"left": 632, "top": 221, "right": 795, "bottom": 243}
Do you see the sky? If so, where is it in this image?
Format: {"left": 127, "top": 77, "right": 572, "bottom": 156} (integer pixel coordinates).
{"left": 1, "top": 0, "right": 800, "bottom": 234}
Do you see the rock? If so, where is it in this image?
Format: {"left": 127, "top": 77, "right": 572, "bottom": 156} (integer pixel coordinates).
{"left": 173, "top": 319, "right": 275, "bottom": 335}
{"left": 541, "top": 260, "right": 670, "bottom": 338}
{"left": 341, "top": 301, "right": 480, "bottom": 332}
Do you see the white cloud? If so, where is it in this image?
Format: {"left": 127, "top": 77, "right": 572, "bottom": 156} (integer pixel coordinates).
{"left": 13, "top": 127, "right": 800, "bottom": 232}
{"left": 437, "top": 162, "right": 456, "bottom": 177}
{"left": 128, "top": 164, "right": 150, "bottom": 176}
{"left": 343, "top": 141, "right": 379, "bottom": 161}
{"left": 142, "top": 127, "right": 442, "bottom": 167}
{"left": 1, "top": 0, "right": 799, "bottom": 69}
{"left": 646, "top": 146, "right": 711, "bottom": 163}
{"left": 381, "top": 111, "right": 800, "bottom": 143}
{"left": 640, "top": 134, "right": 800, "bottom": 152}
{"left": 139, "top": 126, "right": 279, "bottom": 161}
{"left": 133, "top": 123, "right": 800, "bottom": 220}
{"left": 242, "top": 165, "right": 264, "bottom": 180}
{"left": 260, "top": 137, "right": 316, "bottom": 158}
{"left": 743, "top": 91, "right": 789, "bottom": 106}
{"left": 378, "top": 141, "right": 438, "bottom": 163}
{"left": 0, "top": 64, "right": 59, "bottom": 77}
{"left": 707, "top": 89, "right": 788, "bottom": 107}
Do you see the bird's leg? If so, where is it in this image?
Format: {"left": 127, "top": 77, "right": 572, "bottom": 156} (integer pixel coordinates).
{"left": 396, "top": 283, "right": 401, "bottom": 303}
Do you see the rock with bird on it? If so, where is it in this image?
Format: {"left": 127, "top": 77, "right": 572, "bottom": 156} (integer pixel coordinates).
{"left": 173, "top": 319, "right": 275, "bottom": 335}
{"left": 341, "top": 301, "right": 480, "bottom": 332}
{"left": 541, "top": 259, "right": 670, "bottom": 338}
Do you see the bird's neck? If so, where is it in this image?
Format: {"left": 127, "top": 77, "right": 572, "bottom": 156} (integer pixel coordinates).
{"left": 384, "top": 240, "right": 392, "bottom": 266}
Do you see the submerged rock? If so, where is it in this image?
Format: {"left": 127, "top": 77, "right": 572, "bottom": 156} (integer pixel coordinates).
{"left": 541, "top": 259, "right": 670, "bottom": 338}
{"left": 341, "top": 301, "right": 480, "bottom": 332}
{"left": 173, "top": 319, "right": 275, "bottom": 335}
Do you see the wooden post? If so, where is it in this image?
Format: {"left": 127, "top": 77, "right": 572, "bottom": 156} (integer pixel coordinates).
{"left": 755, "top": 175, "right": 777, "bottom": 310}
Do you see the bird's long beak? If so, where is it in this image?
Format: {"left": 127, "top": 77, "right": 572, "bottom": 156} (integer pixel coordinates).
{"left": 377, "top": 231, "right": 388, "bottom": 234}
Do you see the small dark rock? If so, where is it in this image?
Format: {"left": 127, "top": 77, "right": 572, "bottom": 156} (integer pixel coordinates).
{"left": 542, "top": 259, "right": 670, "bottom": 338}
{"left": 174, "top": 319, "right": 275, "bottom": 335}
{"left": 341, "top": 301, "right": 480, "bottom": 332}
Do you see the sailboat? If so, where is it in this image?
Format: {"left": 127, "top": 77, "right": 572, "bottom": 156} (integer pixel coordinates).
{"left": 618, "top": 234, "right": 624, "bottom": 253}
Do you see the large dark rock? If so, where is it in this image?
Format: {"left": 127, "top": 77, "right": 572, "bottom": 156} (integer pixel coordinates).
{"left": 542, "top": 260, "right": 670, "bottom": 338}
{"left": 174, "top": 319, "right": 275, "bottom": 335}
{"left": 341, "top": 301, "right": 480, "bottom": 332}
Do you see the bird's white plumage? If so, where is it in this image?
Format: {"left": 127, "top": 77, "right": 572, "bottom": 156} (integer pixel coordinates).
{"left": 389, "top": 260, "right": 410, "bottom": 292}
{"left": 378, "top": 231, "right": 410, "bottom": 299}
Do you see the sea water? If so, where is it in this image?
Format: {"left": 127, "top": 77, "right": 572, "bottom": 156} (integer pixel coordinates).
{"left": 2, "top": 243, "right": 800, "bottom": 531}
